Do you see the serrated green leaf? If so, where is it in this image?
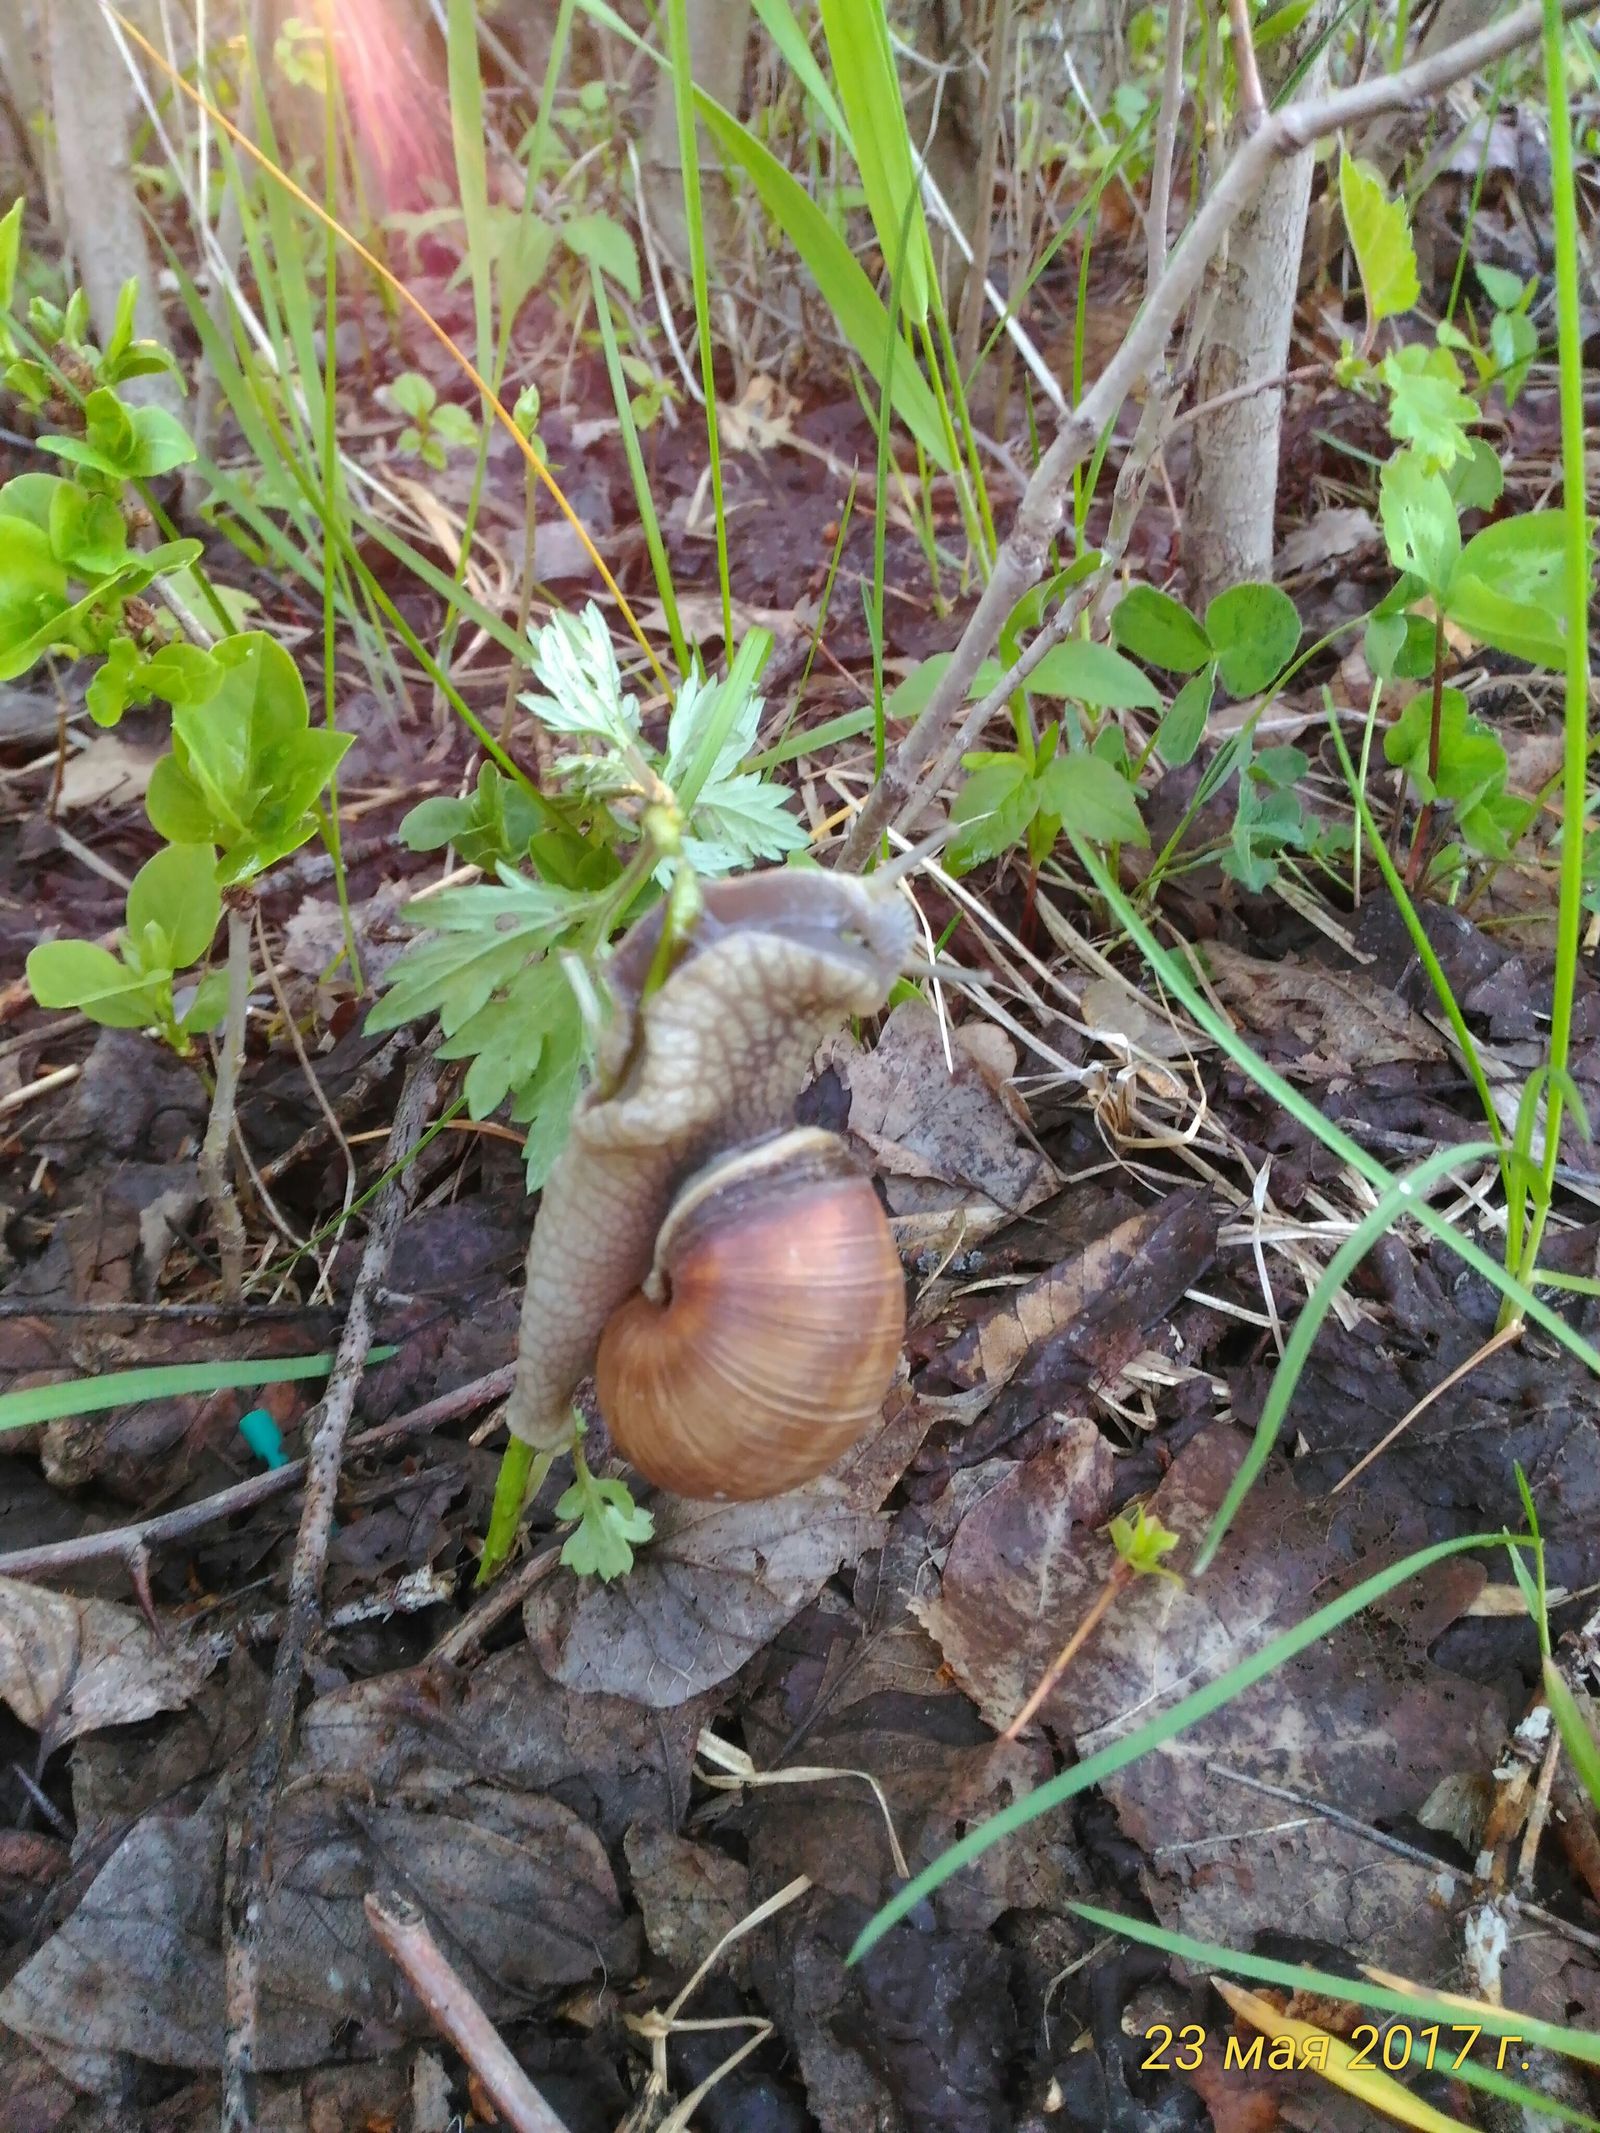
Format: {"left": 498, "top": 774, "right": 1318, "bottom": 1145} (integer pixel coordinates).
{"left": 1379, "top": 344, "right": 1478, "bottom": 470}
{"left": 1202, "top": 582, "right": 1302, "bottom": 697}
{"left": 1110, "top": 585, "right": 1213, "bottom": 673}
{"left": 1035, "top": 751, "right": 1148, "bottom": 847}
{"left": 946, "top": 756, "right": 1038, "bottom": 874}
{"left": 1339, "top": 153, "right": 1420, "bottom": 325}
{"left": 561, "top": 212, "right": 641, "bottom": 301}
{"left": 1447, "top": 437, "right": 1504, "bottom": 512}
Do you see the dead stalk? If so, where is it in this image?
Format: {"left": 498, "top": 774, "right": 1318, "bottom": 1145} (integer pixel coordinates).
{"left": 1147, "top": 0, "right": 1188, "bottom": 288}
{"left": 835, "top": 0, "right": 1600, "bottom": 870}
{"left": 364, "top": 1894, "right": 572, "bottom": 2133}
{"left": 221, "top": 1039, "right": 440, "bottom": 2133}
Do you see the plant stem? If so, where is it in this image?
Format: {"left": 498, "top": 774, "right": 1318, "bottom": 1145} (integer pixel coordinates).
{"left": 477, "top": 1432, "right": 558, "bottom": 1587}
{"left": 200, "top": 896, "right": 253, "bottom": 1298}
{"left": 1521, "top": 0, "right": 1593, "bottom": 1293}
{"left": 1402, "top": 612, "right": 1446, "bottom": 890}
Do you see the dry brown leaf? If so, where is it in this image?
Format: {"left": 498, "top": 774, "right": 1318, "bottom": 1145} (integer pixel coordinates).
{"left": 1200, "top": 939, "right": 1447, "bottom": 1075}
{"left": 56, "top": 734, "right": 157, "bottom": 812}
{"left": 0, "top": 1578, "right": 230, "bottom": 1748}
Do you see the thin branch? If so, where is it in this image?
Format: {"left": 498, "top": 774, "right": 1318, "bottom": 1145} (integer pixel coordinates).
{"left": 836, "top": 0, "right": 1600, "bottom": 870}
{"left": 1147, "top": 0, "right": 1189, "bottom": 289}
{"left": 0, "top": 1364, "right": 515, "bottom": 1584}
{"left": 200, "top": 896, "right": 253, "bottom": 1297}
{"left": 364, "top": 1893, "right": 572, "bottom": 2133}
{"left": 221, "top": 1040, "right": 441, "bottom": 2133}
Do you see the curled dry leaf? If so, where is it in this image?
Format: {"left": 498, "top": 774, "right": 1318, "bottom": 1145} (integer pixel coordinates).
{"left": 821, "top": 1000, "right": 1056, "bottom": 1257}
{"left": 0, "top": 1577, "right": 230, "bottom": 1748}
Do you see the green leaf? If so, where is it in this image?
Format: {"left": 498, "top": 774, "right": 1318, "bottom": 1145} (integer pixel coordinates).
{"left": 1378, "top": 451, "right": 1461, "bottom": 596}
{"left": 41, "top": 388, "right": 195, "bottom": 478}
{"left": 1338, "top": 152, "right": 1420, "bottom": 324}
{"left": 0, "top": 197, "right": 21, "bottom": 317}
{"left": 1036, "top": 752, "right": 1147, "bottom": 847}
{"left": 972, "top": 639, "right": 1163, "bottom": 710}
{"left": 1488, "top": 307, "right": 1537, "bottom": 405}
{"left": 25, "top": 939, "right": 169, "bottom": 1027}
{"left": 1384, "top": 689, "right": 1505, "bottom": 806}
{"left": 1475, "top": 260, "right": 1527, "bottom": 312}
{"left": 1202, "top": 582, "right": 1302, "bottom": 697}
{"left": 179, "top": 965, "right": 232, "bottom": 1035}
{"left": 1447, "top": 437, "right": 1504, "bottom": 512}
{"left": 1457, "top": 511, "right": 1569, "bottom": 612}
{"left": 561, "top": 212, "right": 641, "bottom": 301}
{"left": 1110, "top": 585, "right": 1213, "bottom": 673}
{"left": 946, "top": 756, "right": 1038, "bottom": 873}
{"left": 126, "top": 843, "right": 220, "bottom": 970}
{"left": 1363, "top": 611, "right": 1408, "bottom": 682}
{"left": 557, "top": 1469, "right": 655, "bottom": 1580}
{"left": 429, "top": 402, "right": 480, "bottom": 449}
{"left": 513, "top": 986, "right": 587, "bottom": 1189}
{"left": 1446, "top": 575, "right": 1569, "bottom": 669}
{"left": 148, "top": 631, "right": 353, "bottom": 881}
{"left": 386, "top": 371, "right": 436, "bottom": 421}
{"left": 1155, "top": 665, "right": 1214, "bottom": 766}
{"left": 1381, "top": 346, "right": 1479, "bottom": 468}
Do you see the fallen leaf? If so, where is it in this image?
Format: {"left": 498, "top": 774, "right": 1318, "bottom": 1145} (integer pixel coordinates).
{"left": 823, "top": 1000, "right": 1057, "bottom": 1253}
{"left": 0, "top": 1578, "right": 230, "bottom": 1748}
{"left": 55, "top": 733, "right": 158, "bottom": 811}
{"left": 525, "top": 1484, "right": 888, "bottom": 1708}
{"left": 1200, "top": 940, "right": 1447, "bottom": 1075}
{"left": 624, "top": 1825, "right": 752, "bottom": 1982}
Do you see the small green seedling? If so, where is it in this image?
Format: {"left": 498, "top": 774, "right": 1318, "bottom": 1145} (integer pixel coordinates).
{"left": 26, "top": 842, "right": 226, "bottom": 1053}
{"left": 383, "top": 371, "right": 480, "bottom": 471}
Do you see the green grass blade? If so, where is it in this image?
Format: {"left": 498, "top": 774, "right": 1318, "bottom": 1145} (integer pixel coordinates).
{"left": 590, "top": 266, "right": 688, "bottom": 675}
{"left": 817, "top": 0, "right": 932, "bottom": 326}
{"left": 1544, "top": 1657, "right": 1600, "bottom": 1811}
{"left": 849, "top": 1530, "right": 1517, "bottom": 1958}
{"left": 693, "top": 90, "right": 952, "bottom": 469}
{"left": 668, "top": 0, "right": 733, "bottom": 655}
{"left": 0, "top": 1349, "right": 398, "bottom": 1431}
{"left": 750, "top": 0, "right": 850, "bottom": 136}
{"left": 1199, "top": 1139, "right": 1499, "bottom": 1570}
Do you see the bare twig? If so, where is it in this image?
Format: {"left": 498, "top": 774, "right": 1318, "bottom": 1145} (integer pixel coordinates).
{"left": 221, "top": 1041, "right": 440, "bottom": 2133}
{"left": 364, "top": 1893, "right": 572, "bottom": 2133}
{"left": 200, "top": 897, "right": 253, "bottom": 1298}
{"left": 836, "top": 0, "right": 1600, "bottom": 870}
{"left": 956, "top": 0, "right": 1014, "bottom": 380}
{"left": 1147, "top": 0, "right": 1189, "bottom": 288}
{"left": 0, "top": 1364, "right": 515, "bottom": 1584}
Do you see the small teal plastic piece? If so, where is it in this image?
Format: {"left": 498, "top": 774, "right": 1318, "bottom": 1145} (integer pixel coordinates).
{"left": 239, "top": 1408, "right": 290, "bottom": 1469}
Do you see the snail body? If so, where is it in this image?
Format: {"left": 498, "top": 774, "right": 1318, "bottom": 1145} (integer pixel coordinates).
{"left": 596, "top": 1129, "right": 905, "bottom": 1500}
{"left": 504, "top": 868, "right": 914, "bottom": 1499}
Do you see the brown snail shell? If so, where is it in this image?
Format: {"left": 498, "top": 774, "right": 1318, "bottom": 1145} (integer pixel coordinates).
{"left": 594, "top": 1128, "right": 905, "bottom": 1501}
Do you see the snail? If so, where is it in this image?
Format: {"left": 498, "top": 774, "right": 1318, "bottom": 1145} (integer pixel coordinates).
{"left": 503, "top": 868, "right": 915, "bottom": 1499}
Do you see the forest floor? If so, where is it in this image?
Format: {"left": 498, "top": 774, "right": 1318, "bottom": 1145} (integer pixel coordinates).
{"left": 2, "top": 84, "right": 1600, "bottom": 2133}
